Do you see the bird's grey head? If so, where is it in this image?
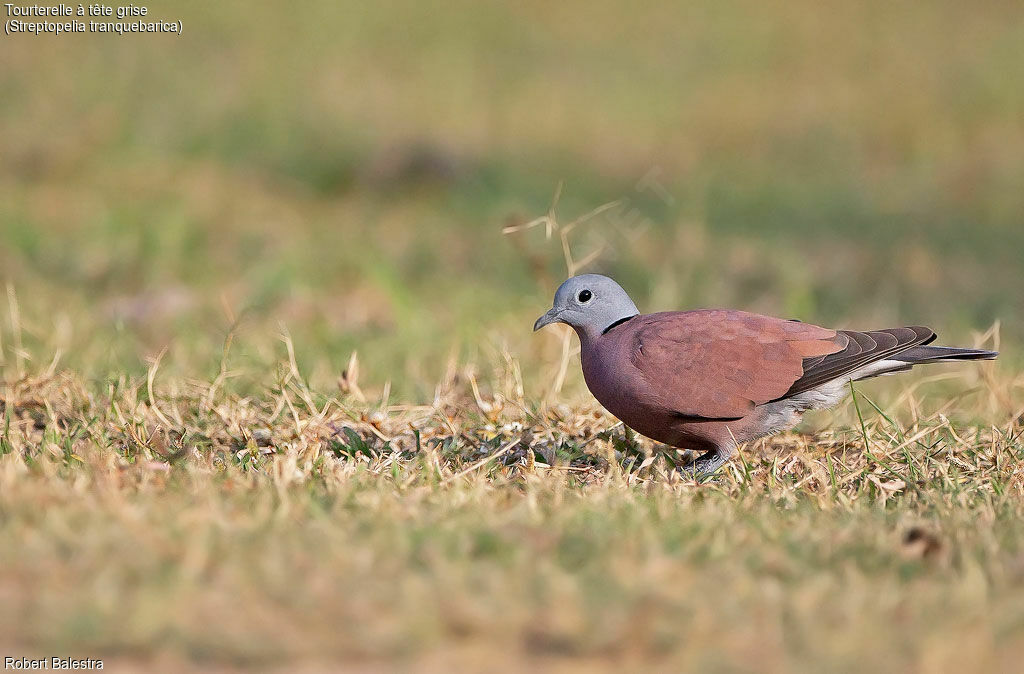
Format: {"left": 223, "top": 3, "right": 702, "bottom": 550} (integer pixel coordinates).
{"left": 534, "top": 274, "right": 640, "bottom": 338}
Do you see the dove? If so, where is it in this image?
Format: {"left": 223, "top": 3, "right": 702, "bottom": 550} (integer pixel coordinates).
{"left": 534, "top": 274, "right": 998, "bottom": 475}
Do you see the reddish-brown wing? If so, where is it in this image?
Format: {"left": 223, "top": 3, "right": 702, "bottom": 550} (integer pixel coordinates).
{"left": 628, "top": 310, "right": 843, "bottom": 420}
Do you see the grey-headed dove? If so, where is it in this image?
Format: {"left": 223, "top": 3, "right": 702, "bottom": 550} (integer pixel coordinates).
{"left": 534, "top": 274, "right": 998, "bottom": 474}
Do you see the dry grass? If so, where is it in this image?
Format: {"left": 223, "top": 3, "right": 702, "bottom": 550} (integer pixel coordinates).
{"left": 1, "top": 343, "right": 1022, "bottom": 671}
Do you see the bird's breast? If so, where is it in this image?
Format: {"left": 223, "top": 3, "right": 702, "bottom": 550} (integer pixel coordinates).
{"left": 580, "top": 336, "right": 738, "bottom": 451}
{"left": 581, "top": 340, "right": 671, "bottom": 438}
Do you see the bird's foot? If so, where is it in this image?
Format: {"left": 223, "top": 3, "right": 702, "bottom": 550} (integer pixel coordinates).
{"left": 679, "top": 450, "right": 728, "bottom": 480}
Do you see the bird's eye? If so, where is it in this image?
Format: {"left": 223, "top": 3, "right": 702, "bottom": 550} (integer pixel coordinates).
{"left": 577, "top": 289, "right": 593, "bottom": 303}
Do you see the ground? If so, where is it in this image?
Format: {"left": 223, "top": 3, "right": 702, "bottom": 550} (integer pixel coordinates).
{"left": 1, "top": 353, "right": 1021, "bottom": 671}
{"left": 2, "top": 1, "right": 1023, "bottom": 671}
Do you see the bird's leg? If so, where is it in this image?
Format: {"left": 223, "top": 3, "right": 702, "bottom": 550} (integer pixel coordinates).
{"left": 689, "top": 450, "right": 727, "bottom": 475}
{"left": 680, "top": 444, "right": 737, "bottom": 478}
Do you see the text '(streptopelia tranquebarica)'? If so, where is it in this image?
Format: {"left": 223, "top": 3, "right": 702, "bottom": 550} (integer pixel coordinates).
{"left": 534, "top": 274, "right": 998, "bottom": 475}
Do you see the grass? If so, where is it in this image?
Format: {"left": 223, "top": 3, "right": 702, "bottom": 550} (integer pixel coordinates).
{"left": 1, "top": 335, "right": 1022, "bottom": 671}
{"left": 3, "top": 0, "right": 1024, "bottom": 393}
{"left": 3, "top": 0, "right": 1024, "bottom": 670}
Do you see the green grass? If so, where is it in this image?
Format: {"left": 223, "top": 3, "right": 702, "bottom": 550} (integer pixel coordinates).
{"left": 2, "top": 0, "right": 1024, "bottom": 669}
{"left": 3, "top": 0, "right": 1023, "bottom": 393}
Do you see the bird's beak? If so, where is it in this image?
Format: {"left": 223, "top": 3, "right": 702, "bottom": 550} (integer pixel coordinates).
{"left": 533, "top": 308, "right": 563, "bottom": 331}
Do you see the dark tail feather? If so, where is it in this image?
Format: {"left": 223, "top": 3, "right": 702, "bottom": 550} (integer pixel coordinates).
{"left": 893, "top": 345, "right": 998, "bottom": 364}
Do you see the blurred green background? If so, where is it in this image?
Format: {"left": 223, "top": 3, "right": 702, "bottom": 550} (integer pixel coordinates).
{"left": 2, "top": 0, "right": 1021, "bottom": 399}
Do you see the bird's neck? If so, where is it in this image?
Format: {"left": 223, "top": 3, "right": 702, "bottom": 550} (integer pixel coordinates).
{"left": 601, "top": 314, "right": 637, "bottom": 335}
{"left": 575, "top": 313, "right": 638, "bottom": 349}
